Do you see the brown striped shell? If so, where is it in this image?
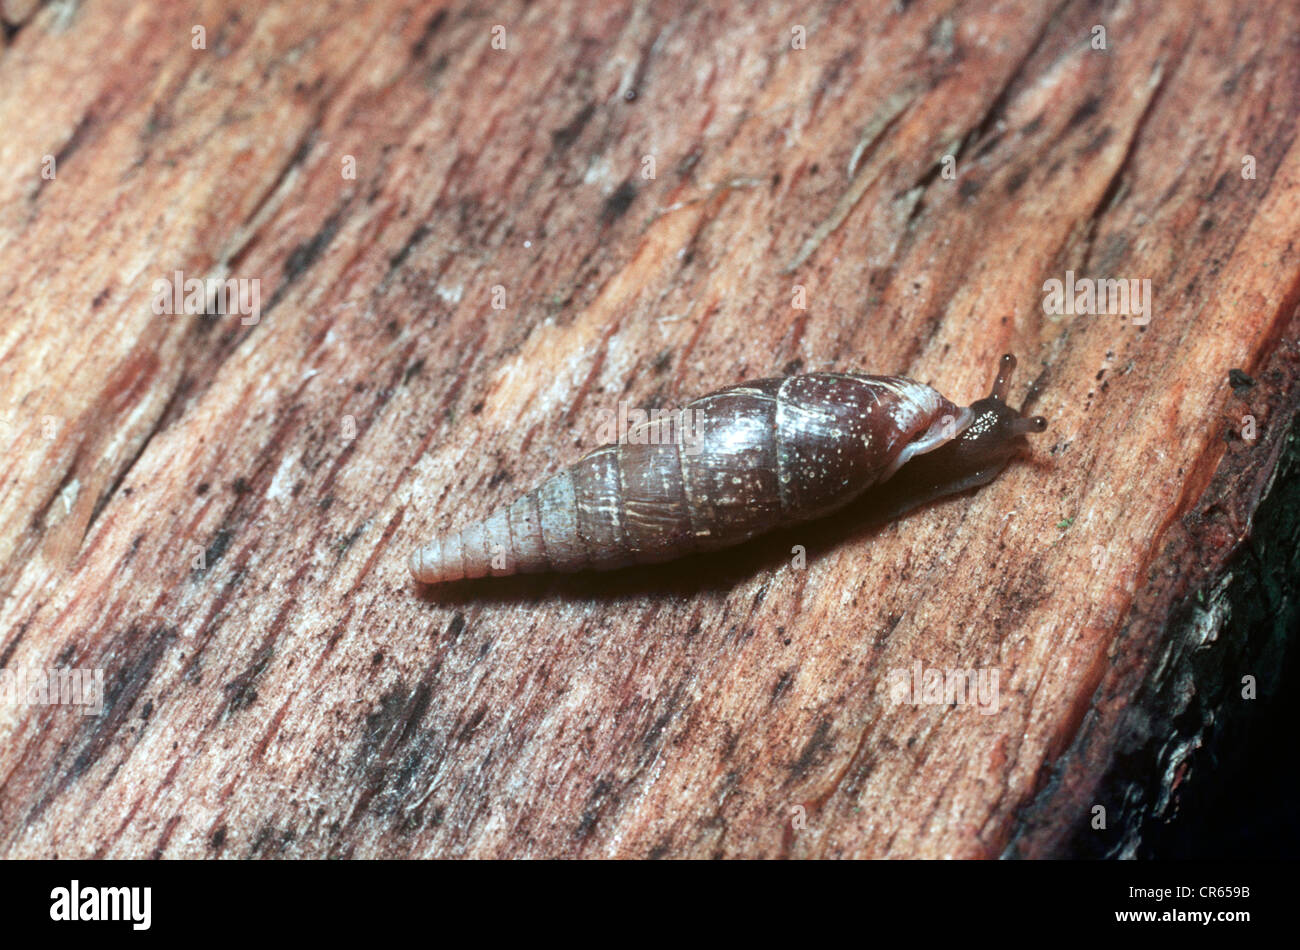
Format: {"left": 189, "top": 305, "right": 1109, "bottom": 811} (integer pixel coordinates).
{"left": 409, "top": 354, "right": 1046, "bottom": 583}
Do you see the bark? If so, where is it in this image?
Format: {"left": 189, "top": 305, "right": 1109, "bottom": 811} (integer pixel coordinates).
{"left": 0, "top": 0, "right": 1296, "bottom": 858}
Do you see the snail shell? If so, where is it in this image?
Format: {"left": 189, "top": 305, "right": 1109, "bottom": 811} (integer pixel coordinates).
{"left": 410, "top": 354, "right": 1045, "bottom": 583}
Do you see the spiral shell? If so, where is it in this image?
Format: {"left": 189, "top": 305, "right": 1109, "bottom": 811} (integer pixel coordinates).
{"left": 409, "top": 368, "right": 1005, "bottom": 584}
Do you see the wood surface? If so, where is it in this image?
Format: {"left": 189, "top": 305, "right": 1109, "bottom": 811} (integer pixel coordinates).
{"left": 0, "top": 0, "right": 1297, "bottom": 858}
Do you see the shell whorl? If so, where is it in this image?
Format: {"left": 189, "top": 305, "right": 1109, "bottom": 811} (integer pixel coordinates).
{"left": 409, "top": 373, "right": 968, "bottom": 583}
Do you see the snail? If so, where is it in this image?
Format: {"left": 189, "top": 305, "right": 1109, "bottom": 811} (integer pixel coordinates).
{"left": 409, "top": 353, "right": 1046, "bottom": 583}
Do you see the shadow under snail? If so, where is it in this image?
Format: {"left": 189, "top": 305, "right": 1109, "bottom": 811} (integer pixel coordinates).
{"left": 410, "top": 353, "right": 1047, "bottom": 584}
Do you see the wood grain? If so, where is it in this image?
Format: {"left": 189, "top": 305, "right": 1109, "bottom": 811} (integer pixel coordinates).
{"left": 0, "top": 0, "right": 1296, "bottom": 858}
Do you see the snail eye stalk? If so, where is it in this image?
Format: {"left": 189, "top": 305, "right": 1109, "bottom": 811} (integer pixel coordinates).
{"left": 988, "top": 353, "right": 1017, "bottom": 403}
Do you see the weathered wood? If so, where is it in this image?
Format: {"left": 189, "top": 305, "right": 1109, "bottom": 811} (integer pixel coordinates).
{"left": 0, "top": 0, "right": 1296, "bottom": 858}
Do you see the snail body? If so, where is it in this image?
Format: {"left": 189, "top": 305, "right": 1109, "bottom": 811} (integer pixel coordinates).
{"left": 409, "top": 354, "right": 1045, "bottom": 583}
